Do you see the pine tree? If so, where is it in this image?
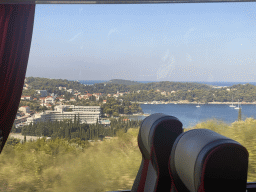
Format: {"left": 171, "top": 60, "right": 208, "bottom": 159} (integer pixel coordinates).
{"left": 74, "top": 114, "right": 77, "bottom": 125}
{"left": 238, "top": 108, "right": 242, "bottom": 121}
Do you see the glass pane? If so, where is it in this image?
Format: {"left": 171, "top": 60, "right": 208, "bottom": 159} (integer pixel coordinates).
{"left": 6, "top": 2, "right": 256, "bottom": 191}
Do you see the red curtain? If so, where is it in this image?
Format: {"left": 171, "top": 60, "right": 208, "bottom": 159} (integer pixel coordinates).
{"left": 0, "top": 3, "right": 35, "bottom": 153}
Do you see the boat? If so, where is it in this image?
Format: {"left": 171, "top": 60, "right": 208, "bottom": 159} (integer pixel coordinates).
{"left": 235, "top": 100, "right": 241, "bottom": 109}
{"left": 196, "top": 103, "right": 200, "bottom": 108}
{"left": 229, "top": 96, "right": 235, "bottom": 107}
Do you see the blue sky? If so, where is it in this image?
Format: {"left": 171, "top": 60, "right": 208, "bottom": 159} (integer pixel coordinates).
{"left": 26, "top": 2, "right": 256, "bottom": 82}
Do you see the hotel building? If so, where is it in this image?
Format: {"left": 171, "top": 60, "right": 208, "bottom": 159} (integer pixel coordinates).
{"left": 27, "top": 105, "right": 101, "bottom": 125}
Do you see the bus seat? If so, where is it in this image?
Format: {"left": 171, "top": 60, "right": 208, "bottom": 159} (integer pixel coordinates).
{"left": 131, "top": 113, "right": 183, "bottom": 192}
{"left": 169, "top": 129, "right": 248, "bottom": 192}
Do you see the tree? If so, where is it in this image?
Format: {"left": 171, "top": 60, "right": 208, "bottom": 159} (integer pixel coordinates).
{"left": 113, "top": 112, "right": 119, "bottom": 117}
{"left": 24, "top": 135, "right": 26, "bottom": 143}
{"left": 238, "top": 108, "right": 242, "bottom": 121}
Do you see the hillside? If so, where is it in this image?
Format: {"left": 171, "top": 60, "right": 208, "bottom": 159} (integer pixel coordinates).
{"left": 106, "top": 79, "right": 140, "bottom": 86}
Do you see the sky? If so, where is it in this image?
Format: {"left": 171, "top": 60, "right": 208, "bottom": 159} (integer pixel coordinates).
{"left": 26, "top": 2, "right": 256, "bottom": 82}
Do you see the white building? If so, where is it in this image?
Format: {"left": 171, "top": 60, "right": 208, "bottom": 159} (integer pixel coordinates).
{"left": 21, "top": 96, "right": 32, "bottom": 100}
{"left": 19, "top": 106, "right": 30, "bottom": 114}
{"left": 27, "top": 105, "right": 101, "bottom": 125}
{"left": 67, "top": 89, "right": 73, "bottom": 94}
{"left": 45, "top": 96, "right": 55, "bottom": 104}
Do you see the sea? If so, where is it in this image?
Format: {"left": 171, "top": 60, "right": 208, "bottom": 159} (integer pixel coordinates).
{"left": 77, "top": 80, "right": 256, "bottom": 128}
{"left": 128, "top": 104, "right": 256, "bottom": 129}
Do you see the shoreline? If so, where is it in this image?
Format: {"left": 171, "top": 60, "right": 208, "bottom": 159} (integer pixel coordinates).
{"left": 136, "top": 101, "right": 256, "bottom": 105}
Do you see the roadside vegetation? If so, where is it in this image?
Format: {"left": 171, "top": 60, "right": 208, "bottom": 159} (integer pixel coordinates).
{"left": 1, "top": 118, "right": 256, "bottom": 191}
{"left": 20, "top": 118, "right": 142, "bottom": 139}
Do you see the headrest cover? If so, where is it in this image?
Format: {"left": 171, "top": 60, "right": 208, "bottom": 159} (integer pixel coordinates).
{"left": 170, "top": 129, "right": 248, "bottom": 192}
{"left": 138, "top": 113, "right": 183, "bottom": 160}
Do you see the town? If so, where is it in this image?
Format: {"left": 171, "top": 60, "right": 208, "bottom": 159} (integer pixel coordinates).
{"left": 15, "top": 77, "right": 256, "bottom": 132}
{"left": 15, "top": 77, "right": 143, "bottom": 131}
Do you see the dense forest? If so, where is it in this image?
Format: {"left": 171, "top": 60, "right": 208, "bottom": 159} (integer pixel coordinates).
{"left": 102, "top": 97, "right": 142, "bottom": 117}
{"left": 21, "top": 117, "right": 142, "bottom": 140}
{"left": 24, "top": 77, "right": 210, "bottom": 95}
{"left": 119, "top": 85, "right": 256, "bottom": 102}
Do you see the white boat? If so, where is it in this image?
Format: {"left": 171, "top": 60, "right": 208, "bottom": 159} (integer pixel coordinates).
{"left": 196, "top": 103, "right": 200, "bottom": 108}
{"left": 235, "top": 100, "right": 241, "bottom": 109}
{"left": 229, "top": 96, "right": 235, "bottom": 107}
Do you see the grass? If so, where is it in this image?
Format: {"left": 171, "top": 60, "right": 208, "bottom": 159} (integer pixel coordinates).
{"left": 0, "top": 118, "right": 256, "bottom": 191}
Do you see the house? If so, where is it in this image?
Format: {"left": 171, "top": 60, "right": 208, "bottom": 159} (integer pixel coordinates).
{"left": 74, "top": 93, "right": 80, "bottom": 97}
{"left": 19, "top": 106, "right": 30, "bottom": 114}
{"left": 70, "top": 98, "right": 76, "bottom": 102}
{"left": 103, "top": 100, "right": 107, "bottom": 104}
{"left": 45, "top": 103, "right": 52, "bottom": 108}
{"left": 67, "top": 89, "right": 73, "bottom": 94}
{"left": 57, "top": 97, "right": 65, "bottom": 102}
{"left": 161, "top": 91, "right": 167, "bottom": 96}
{"left": 21, "top": 96, "right": 32, "bottom": 100}
{"left": 45, "top": 96, "right": 55, "bottom": 104}
{"left": 39, "top": 97, "right": 46, "bottom": 103}
{"left": 93, "top": 93, "right": 102, "bottom": 96}
{"left": 78, "top": 95, "right": 88, "bottom": 100}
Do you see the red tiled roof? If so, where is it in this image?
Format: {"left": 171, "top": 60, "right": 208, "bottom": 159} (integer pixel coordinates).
{"left": 20, "top": 106, "right": 29, "bottom": 108}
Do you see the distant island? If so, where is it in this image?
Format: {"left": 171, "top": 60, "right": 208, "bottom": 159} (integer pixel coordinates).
{"left": 106, "top": 79, "right": 140, "bottom": 86}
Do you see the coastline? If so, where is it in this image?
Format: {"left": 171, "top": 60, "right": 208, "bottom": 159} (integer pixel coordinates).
{"left": 136, "top": 101, "right": 256, "bottom": 105}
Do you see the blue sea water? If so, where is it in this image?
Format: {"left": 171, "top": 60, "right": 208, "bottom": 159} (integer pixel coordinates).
{"left": 77, "top": 80, "right": 256, "bottom": 127}
{"left": 129, "top": 104, "right": 256, "bottom": 128}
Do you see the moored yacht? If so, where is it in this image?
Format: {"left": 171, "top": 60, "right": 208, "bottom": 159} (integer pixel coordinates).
{"left": 235, "top": 100, "right": 241, "bottom": 110}
{"left": 229, "top": 96, "right": 235, "bottom": 107}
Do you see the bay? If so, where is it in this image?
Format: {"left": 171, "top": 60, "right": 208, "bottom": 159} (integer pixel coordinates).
{"left": 128, "top": 104, "right": 256, "bottom": 128}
